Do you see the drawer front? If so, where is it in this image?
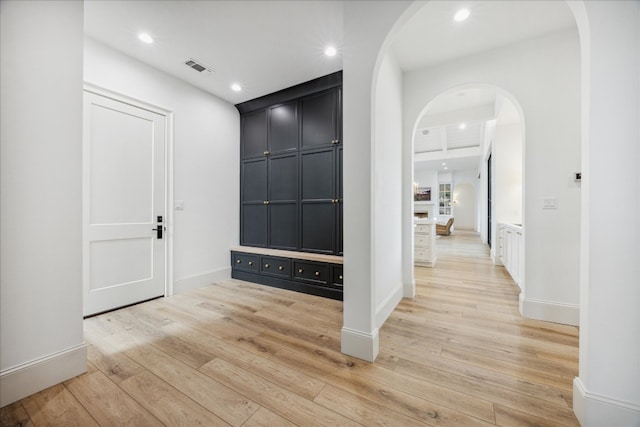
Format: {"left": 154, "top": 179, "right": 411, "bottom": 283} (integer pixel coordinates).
{"left": 293, "top": 261, "right": 329, "bottom": 285}
{"left": 414, "top": 235, "right": 429, "bottom": 247}
{"left": 260, "top": 256, "right": 291, "bottom": 278}
{"left": 332, "top": 266, "right": 343, "bottom": 288}
{"left": 232, "top": 252, "right": 259, "bottom": 272}
{"left": 415, "top": 249, "right": 430, "bottom": 261}
{"left": 415, "top": 224, "right": 432, "bottom": 234}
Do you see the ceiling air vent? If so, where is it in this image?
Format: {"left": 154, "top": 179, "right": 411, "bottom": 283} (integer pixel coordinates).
{"left": 185, "top": 58, "right": 212, "bottom": 73}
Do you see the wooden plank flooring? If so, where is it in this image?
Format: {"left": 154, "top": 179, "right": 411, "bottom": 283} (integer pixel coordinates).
{"left": 1, "top": 231, "right": 579, "bottom": 426}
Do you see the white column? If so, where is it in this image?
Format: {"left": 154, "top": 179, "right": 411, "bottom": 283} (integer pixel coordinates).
{"left": 572, "top": 1, "right": 640, "bottom": 425}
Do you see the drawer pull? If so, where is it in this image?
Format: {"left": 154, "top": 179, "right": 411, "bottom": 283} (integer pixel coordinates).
{"left": 248, "top": 261, "right": 253, "bottom": 266}
{"left": 236, "top": 259, "right": 241, "bottom": 264}
{"left": 315, "top": 271, "right": 320, "bottom": 277}
{"left": 298, "top": 268, "right": 304, "bottom": 273}
{"left": 278, "top": 265, "right": 284, "bottom": 271}
{"left": 339, "top": 275, "right": 343, "bottom": 280}
{"left": 265, "top": 263, "right": 270, "bottom": 268}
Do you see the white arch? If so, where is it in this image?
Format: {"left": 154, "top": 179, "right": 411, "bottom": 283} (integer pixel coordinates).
{"left": 406, "top": 82, "right": 527, "bottom": 299}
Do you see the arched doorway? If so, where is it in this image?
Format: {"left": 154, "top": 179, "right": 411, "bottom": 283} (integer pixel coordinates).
{"left": 343, "top": 1, "right": 640, "bottom": 425}
{"left": 409, "top": 85, "right": 526, "bottom": 296}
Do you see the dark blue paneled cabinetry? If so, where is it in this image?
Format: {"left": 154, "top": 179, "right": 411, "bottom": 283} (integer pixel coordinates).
{"left": 234, "top": 72, "right": 343, "bottom": 299}
{"left": 238, "top": 73, "right": 342, "bottom": 255}
{"left": 231, "top": 251, "right": 343, "bottom": 300}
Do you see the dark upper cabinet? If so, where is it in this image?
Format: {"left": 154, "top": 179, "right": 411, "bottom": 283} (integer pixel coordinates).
{"left": 269, "top": 101, "right": 298, "bottom": 154}
{"left": 301, "top": 89, "right": 339, "bottom": 149}
{"left": 269, "top": 203, "right": 297, "bottom": 250}
{"left": 242, "top": 159, "right": 267, "bottom": 202}
{"left": 301, "top": 149, "right": 334, "bottom": 200}
{"left": 237, "top": 72, "right": 342, "bottom": 255}
{"left": 242, "top": 110, "right": 268, "bottom": 159}
{"left": 300, "top": 147, "right": 340, "bottom": 254}
{"left": 269, "top": 154, "right": 297, "bottom": 201}
{"left": 242, "top": 204, "right": 268, "bottom": 247}
{"left": 301, "top": 202, "right": 336, "bottom": 254}
{"left": 336, "top": 146, "right": 343, "bottom": 255}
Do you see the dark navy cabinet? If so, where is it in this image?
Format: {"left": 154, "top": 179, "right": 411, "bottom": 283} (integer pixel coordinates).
{"left": 237, "top": 72, "right": 343, "bottom": 256}
{"left": 231, "top": 250, "right": 343, "bottom": 300}
{"left": 235, "top": 72, "right": 343, "bottom": 299}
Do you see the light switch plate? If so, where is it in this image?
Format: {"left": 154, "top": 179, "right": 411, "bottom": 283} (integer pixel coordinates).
{"left": 175, "top": 200, "right": 185, "bottom": 211}
{"left": 542, "top": 197, "right": 557, "bottom": 209}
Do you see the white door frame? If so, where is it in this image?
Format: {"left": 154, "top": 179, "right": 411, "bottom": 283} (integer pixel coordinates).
{"left": 83, "top": 82, "right": 175, "bottom": 300}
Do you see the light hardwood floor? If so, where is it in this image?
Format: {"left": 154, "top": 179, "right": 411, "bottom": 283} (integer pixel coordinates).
{"left": 1, "top": 231, "right": 579, "bottom": 426}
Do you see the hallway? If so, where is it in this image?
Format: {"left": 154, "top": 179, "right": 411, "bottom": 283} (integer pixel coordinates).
{"left": 379, "top": 230, "right": 580, "bottom": 425}
{"left": 1, "top": 231, "right": 580, "bottom": 426}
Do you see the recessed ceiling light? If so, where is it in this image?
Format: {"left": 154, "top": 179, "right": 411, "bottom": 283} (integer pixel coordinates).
{"left": 459, "top": 123, "right": 467, "bottom": 130}
{"left": 444, "top": 167, "right": 449, "bottom": 170}
{"left": 454, "top": 8, "right": 470, "bottom": 22}
{"left": 324, "top": 46, "right": 337, "bottom": 57}
{"left": 138, "top": 32, "right": 154, "bottom": 44}
{"left": 231, "top": 83, "right": 242, "bottom": 92}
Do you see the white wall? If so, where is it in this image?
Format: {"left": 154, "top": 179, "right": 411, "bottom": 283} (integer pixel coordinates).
{"left": 84, "top": 38, "right": 240, "bottom": 293}
{"left": 494, "top": 123, "right": 523, "bottom": 225}
{"left": 0, "top": 0, "right": 86, "bottom": 406}
{"left": 373, "top": 52, "right": 404, "bottom": 326}
{"left": 452, "top": 170, "right": 478, "bottom": 230}
{"left": 572, "top": 1, "right": 640, "bottom": 425}
{"left": 403, "top": 29, "right": 582, "bottom": 326}
{"left": 342, "top": 0, "right": 414, "bottom": 362}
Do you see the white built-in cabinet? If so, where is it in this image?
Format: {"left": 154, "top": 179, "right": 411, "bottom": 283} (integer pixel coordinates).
{"left": 414, "top": 219, "right": 436, "bottom": 267}
{"left": 497, "top": 223, "right": 523, "bottom": 288}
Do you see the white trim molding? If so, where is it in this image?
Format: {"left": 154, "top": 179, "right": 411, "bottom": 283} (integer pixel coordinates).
{"left": 521, "top": 297, "right": 579, "bottom": 326}
{"left": 376, "top": 283, "right": 404, "bottom": 328}
{"left": 573, "top": 378, "right": 640, "bottom": 426}
{"left": 0, "top": 344, "right": 87, "bottom": 407}
{"left": 82, "top": 82, "right": 175, "bottom": 302}
{"left": 174, "top": 267, "right": 231, "bottom": 294}
{"left": 341, "top": 327, "right": 379, "bottom": 362}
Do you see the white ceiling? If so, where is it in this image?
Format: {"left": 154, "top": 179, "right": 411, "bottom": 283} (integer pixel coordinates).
{"left": 392, "top": 0, "right": 575, "bottom": 71}
{"left": 85, "top": 1, "right": 575, "bottom": 106}
{"left": 84, "top": 0, "right": 572, "bottom": 174}
{"left": 84, "top": 1, "right": 343, "bottom": 104}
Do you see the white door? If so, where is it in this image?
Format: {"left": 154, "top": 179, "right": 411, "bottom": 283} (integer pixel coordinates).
{"left": 83, "top": 91, "right": 166, "bottom": 317}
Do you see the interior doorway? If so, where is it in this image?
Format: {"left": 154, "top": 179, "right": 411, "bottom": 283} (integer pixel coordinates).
{"left": 82, "top": 88, "right": 170, "bottom": 316}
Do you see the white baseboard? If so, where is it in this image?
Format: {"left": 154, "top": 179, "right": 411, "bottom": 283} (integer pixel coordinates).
{"left": 574, "top": 378, "right": 640, "bottom": 426}
{"left": 403, "top": 279, "right": 416, "bottom": 299}
{"left": 520, "top": 297, "right": 579, "bottom": 326}
{"left": 376, "top": 283, "right": 403, "bottom": 328}
{"left": 174, "top": 267, "right": 231, "bottom": 294}
{"left": 0, "top": 343, "right": 87, "bottom": 408}
{"left": 341, "top": 327, "right": 379, "bottom": 362}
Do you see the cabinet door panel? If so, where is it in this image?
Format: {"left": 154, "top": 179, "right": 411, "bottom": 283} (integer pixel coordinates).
{"left": 242, "top": 159, "right": 267, "bottom": 202}
{"left": 301, "top": 89, "right": 337, "bottom": 149}
{"left": 269, "top": 154, "right": 297, "bottom": 201}
{"left": 269, "top": 203, "right": 298, "bottom": 250}
{"left": 301, "top": 149, "right": 334, "bottom": 200}
{"left": 242, "top": 110, "right": 267, "bottom": 158}
{"left": 337, "top": 201, "right": 343, "bottom": 255}
{"left": 242, "top": 204, "right": 267, "bottom": 247}
{"left": 301, "top": 202, "right": 335, "bottom": 253}
{"left": 269, "top": 102, "right": 298, "bottom": 153}
{"left": 337, "top": 146, "right": 343, "bottom": 200}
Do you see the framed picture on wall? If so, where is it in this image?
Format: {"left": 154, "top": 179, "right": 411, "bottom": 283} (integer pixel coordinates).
{"left": 414, "top": 186, "right": 431, "bottom": 201}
